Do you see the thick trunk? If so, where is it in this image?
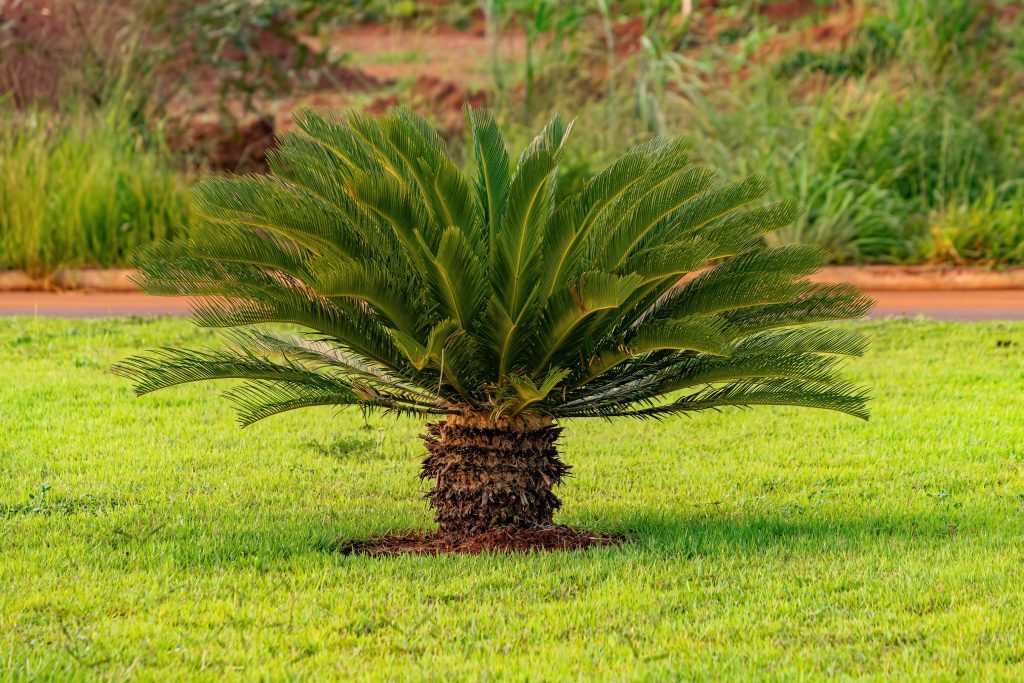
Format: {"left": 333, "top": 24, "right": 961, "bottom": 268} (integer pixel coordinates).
{"left": 419, "top": 412, "right": 570, "bottom": 536}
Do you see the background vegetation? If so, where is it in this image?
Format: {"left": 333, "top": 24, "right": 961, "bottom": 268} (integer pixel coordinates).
{"left": 1, "top": 0, "right": 1022, "bottom": 272}
{"left": 0, "top": 104, "right": 188, "bottom": 274}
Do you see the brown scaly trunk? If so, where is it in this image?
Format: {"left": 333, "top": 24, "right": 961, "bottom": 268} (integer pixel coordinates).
{"left": 419, "top": 412, "right": 571, "bottom": 537}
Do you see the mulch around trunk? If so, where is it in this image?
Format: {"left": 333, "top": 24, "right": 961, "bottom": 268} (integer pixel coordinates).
{"left": 335, "top": 525, "right": 623, "bottom": 557}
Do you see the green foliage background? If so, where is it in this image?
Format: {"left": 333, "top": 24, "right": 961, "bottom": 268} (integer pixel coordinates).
{"left": 1, "top": 0, "right": 1022, "bottom": 271}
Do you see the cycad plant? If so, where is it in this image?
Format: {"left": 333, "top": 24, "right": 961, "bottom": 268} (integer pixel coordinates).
{"left": 114, "top": 108, "right": 872, "bottom": 539}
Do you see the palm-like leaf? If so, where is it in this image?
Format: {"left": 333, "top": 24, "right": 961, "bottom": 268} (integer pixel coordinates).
{"left": 114, "top": 107, "right": 872, "bottom": 426}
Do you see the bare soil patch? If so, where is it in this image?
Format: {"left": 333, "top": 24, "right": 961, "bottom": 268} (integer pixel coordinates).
{"left": 751, "top": 4, "right": 862, "bottom": 64}
{"left": 758, "top": 0, "right": 835, "bottom": 22}
{"left": 322, "top": 24, "right": 525, "bottom": 86}
{"left": 365, "top": 73, "right": 487, "bottom": 135}
{"left": 335, "top": 525, "right": 623, "bottom": 557}
{"left": 173, "top": 23, "right": 515, "bottom": 167}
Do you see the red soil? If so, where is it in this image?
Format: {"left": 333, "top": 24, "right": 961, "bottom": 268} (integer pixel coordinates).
{"left": 364, "top": 74, "right": 486, "bottom": 135}
{"left": 750, "top": 4, "right": 862, "bottom": 64}
{"left": 758, "top": 0, "right": 835, "bottom": 22}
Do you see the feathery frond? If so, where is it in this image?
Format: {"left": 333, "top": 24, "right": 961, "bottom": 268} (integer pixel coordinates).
{"left": 114, "top": 107, "right": 872, "bottom": 426}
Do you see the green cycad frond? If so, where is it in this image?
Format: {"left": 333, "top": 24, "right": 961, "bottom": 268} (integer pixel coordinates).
{"left": 114, "top": 107, "right": 873, "bottom": 426}
{"left": 466, "top": 108, "right": 510, "bottom": 234}
{"left": 562, "top": 377, "right": 871, "bottom": 421}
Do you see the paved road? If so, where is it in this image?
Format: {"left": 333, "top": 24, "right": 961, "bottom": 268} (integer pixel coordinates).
{"left": 2, "top": 291, "right": 1024, "bottom": 321}
{"left": 864, "top": 291, "right": 1024, "bottom": 321}
{"left": 1, "top": 292, "right": 194, "bottom": 318}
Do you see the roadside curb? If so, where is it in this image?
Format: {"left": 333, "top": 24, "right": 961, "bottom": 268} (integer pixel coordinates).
{"left": 0, "top": 269, "right": 137, "bottom": 292}
{"left": 2, "top": 266, "right": 1024, "bottom": 293}
{"left": 810, "top": 266, "right": 1024, "bottom": 291}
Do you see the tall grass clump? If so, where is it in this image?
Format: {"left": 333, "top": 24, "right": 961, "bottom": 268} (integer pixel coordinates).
{"left": 924, "top": 186, "right": 1024, "bottom": 264}
{"left": 766, "top": 85, "right": 1020, "bottom": 263}
{"left": 0, "top": 104, "right": 189, "bottom": 275}
{"left": 660, "top": 71, "right": 1023, "bottom": 264}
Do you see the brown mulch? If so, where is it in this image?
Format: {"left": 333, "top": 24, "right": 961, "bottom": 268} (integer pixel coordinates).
{"left": 335, "top": 525, "right": 623, "bottom": 557}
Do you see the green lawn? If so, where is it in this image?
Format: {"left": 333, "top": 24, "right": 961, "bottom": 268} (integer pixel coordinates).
{"left": 1, "top": 317, "right": 1022, "bottom": 681}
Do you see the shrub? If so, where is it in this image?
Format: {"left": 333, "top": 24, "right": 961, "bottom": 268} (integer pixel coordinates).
{"left": 114, "top": 108, "right": 871, "bottom": 539}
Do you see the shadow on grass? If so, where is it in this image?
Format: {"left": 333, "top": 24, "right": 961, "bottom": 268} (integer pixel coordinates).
{"left": 114, "top": 506, "right": 957, "bottom": 569}
{"left": 592, "top": 508, "right": 958, "bottom": 558}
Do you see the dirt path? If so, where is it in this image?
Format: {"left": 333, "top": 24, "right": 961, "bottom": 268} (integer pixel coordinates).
{"left": 3, "top": 291, "right": 1024, "bottom": 321}
{"left": 324, "top": 25, "right": 526, "bottom": 88}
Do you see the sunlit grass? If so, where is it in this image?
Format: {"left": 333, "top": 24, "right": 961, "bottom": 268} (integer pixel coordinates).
{"left": 1, "top": 317, "right": 1023, "bottom": 680}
